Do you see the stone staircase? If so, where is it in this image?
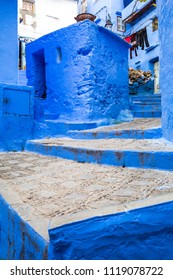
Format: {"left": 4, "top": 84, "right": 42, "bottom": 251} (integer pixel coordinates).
{"left": 25, "top": 118, "right": 173, "bottom": 171}
{"left": 4, "top": 117, "right": 173, "bottom": 260}
{"left": 130, "top": 94, "right": 161, "bottom": 118}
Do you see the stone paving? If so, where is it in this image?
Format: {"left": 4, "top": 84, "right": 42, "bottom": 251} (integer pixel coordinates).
{"left": 30, "top": 136, "right": 173, "bottom": 151}
{"left": 1, "top": 151, "right": 173, "bottom": 240}
{"left": 72, "top": 118, "right": 161, "bottom": 132}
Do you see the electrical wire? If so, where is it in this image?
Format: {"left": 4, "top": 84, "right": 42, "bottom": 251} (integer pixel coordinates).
{"left": 124, "top": 18, "right": 154, "bottom": 37}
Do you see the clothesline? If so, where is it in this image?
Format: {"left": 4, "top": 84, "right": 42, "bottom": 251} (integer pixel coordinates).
{"left": 124, "top": 26, "right": 150, "bottom": 59}
{"left": 124, "top": 19, "right": 153, "bottom": 38}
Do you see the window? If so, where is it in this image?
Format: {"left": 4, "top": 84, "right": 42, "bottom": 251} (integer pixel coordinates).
{"left": 22, "top": 0, "right": 35, "bottom": 16}
{"left": 152, "top": 17, "right": 158, "bottom": 32}
{"left": 117, "top": 16, "right": 125, "bottom": 32}
{"left": 20, "top": 0, "right": 35, "bottom": 26}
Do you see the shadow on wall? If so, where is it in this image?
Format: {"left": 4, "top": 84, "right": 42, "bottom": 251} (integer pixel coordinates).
{"left": 32, "top": 49, "right": 47, "bottom": 99}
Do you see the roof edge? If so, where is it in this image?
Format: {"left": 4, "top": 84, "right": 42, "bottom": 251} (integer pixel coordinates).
{"left": 98, "top": 25, "right": 131, "bottom": 49}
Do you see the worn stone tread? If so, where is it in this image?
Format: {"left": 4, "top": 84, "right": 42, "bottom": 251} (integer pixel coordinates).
{"left": 1, "top": 152, "right": 173, "bottom": 239}
{"left": 30, "top": 136, "right": 173, "bottom": 152}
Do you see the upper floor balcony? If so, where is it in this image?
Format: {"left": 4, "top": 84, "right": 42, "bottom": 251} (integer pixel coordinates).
{"left": 122, "top": 0, "right": 156, "bottom": 24}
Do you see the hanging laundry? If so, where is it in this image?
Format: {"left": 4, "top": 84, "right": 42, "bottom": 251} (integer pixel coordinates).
{"left": 124, "top": 27, "right": 150, "bottom": 58}
{"left": 124, "top": 34, "right": 138, "bottom": 59}
{"left": 136, "top": 27, "right": 150, "bottom": 50}
{"left": 124, "top": 35, "right": 132, "bottom": 43}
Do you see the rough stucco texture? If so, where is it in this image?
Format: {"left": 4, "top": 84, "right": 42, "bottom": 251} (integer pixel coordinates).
{"left": 49, "top": 201, "right": 173, "bottom": 260}
{"left": 26, "top": 20, "right": 130, "bottom": 122}
{"left": 158, "top": 0, "right": 173, "bottom": 141}
{"left": 0, "top": 196, "right": 49, "bottom": 260}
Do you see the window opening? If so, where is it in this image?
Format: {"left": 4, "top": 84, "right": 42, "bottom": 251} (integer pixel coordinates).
{"left": 152, "top": 17, "right": 158, "bottom": 32}
{"left": 117, "top": 16, "right": 125, "bottom": 32}
{"left": 22, "top": 0, "right": 35, "bottom": 15}
{"left": 56, "top": 47, "right": 62, "bottom": 63}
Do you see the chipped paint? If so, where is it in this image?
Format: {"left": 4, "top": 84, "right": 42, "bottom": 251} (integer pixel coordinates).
{"left": 0, "top": 195, "right": 50, "bottom": 260}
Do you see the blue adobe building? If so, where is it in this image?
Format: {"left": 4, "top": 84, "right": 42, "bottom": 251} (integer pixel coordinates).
{"left": 26, "top": 20, "right": 130, "bottom": 122}
{"left": 0, "top": 1, "right": 130, "bottom": 151}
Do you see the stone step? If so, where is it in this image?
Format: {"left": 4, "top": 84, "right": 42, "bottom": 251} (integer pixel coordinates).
{"left": 33, "top": 120, "right": 100, "bottom": 139}
{"left": 131, "top": 101, "right": 161, "bottom": 106}
{"left": 131, "top": 98, "right": 161, "bottom": 103}
{"left": 130, "top": 97, "right": 161, "bottom": 105}
{"left": 1, "top": 151, "right": 173, "bottom": 243}
{"left": 130, "top": 104, "right": 161, "bottom": 111}
{"left": 132, "top": 110, "right": 161, "bottom": 118}
{"left": 67, "top": 118, "right": 162, "bottom": 140}
{"left": 68, "top": 127, "right": 162, "bottom": 140}
{"left": 130, "top": 94, "right": 161, "bottom": 100}
{"left": 25, "top": 137, "right": 173, "bottom": 171}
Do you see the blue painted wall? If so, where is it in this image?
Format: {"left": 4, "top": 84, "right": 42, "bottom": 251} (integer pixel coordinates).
{"left": 0, "top": 195, "right": 49, "bottom": 260}
{"left": 26, "top": 20, "right": 130, "bottom": 122}
{"left": 158, "top": 0, "right": 173, "bottom": 142}
{"left": 124, "top": 0, "right": 133, "bottom": 8}
{"left": 0, "top": 1, "right": 18, "bottom": 84}
{"left": 49, "top": 201, "right": 173, "bottom": 260}
{"left": 0, "top": 2, "right": 36, "bottom": 152}
{"left": 0, "top": 84, "right": 35, "bottom": 151}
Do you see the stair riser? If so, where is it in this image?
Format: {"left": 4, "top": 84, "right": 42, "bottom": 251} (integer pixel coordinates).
{"left": 25, "top": 142, "right": 173, "bottom": 171}
{"left": 130, "top": 105, "right": 161, "bottom": 111}
{"left": 132, "top": 111, "right": 161, "bottom": 118}
{"left": 130, "top": 95, "right": 161, "bottom": 100}
{"left": 67, "top": 128, "right": 162, "bottom": 140}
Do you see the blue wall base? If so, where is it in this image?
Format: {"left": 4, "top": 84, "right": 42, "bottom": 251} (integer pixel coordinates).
{"left": 49, "top": 201, "right": 173, "bottom": 260}
{"left": 0, "top": 195, "right": 50, "bottom": 260}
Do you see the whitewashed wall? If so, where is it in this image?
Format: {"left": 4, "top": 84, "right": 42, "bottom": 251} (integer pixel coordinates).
{"left": 18, "top": 0, "right": 77, "bottom": 39}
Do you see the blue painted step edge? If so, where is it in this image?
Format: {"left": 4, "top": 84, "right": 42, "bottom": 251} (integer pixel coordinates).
{"left": 25, "top": 141, "right": 173, "bottom": 171}
{"left": 67, "top": 128, "right": 162, "bottom": 140}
